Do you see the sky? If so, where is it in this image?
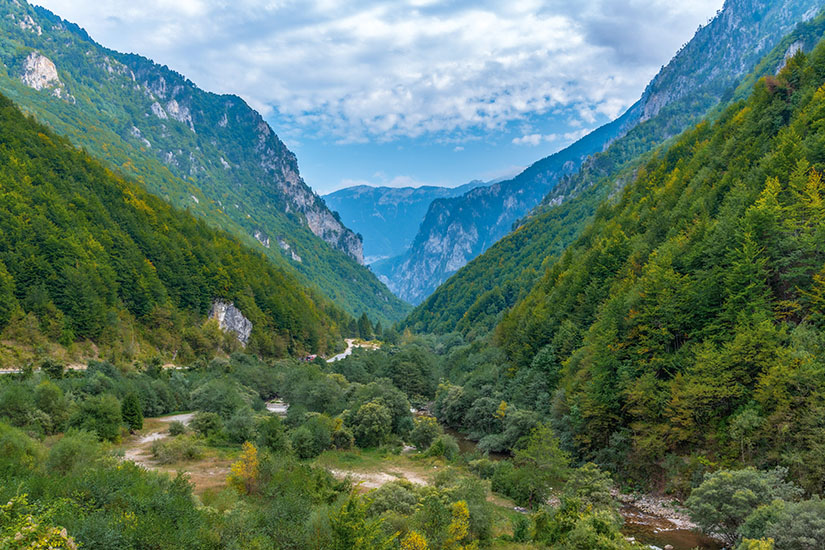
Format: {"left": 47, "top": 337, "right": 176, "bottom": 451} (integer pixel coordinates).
{"left": 34, "top": 0, "right": 724, "bottom": 194}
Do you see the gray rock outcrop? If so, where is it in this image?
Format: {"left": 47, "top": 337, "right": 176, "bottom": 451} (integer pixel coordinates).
{"left": 209, "top": 300, "right": 253, "bottom": 345}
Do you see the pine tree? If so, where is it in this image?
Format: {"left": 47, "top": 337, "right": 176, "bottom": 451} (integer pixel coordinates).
{"left": 121, "top": 392, "right": 143, "bottom": 432}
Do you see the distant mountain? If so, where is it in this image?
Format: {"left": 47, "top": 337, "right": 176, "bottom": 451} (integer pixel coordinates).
{"left": 0, "top": 0, "right": 409, "bottom": 324}
{"left": 323, "top": 180, "right": 487, "bottom": 263}
{"left": 0, "top": 92, "right": 347, "bottom": 361}
{"left": 404, "top": 0, "right": 825, "bottom": 332}
{"left": 392, "top": 0, "right": 824, "bottom": 307}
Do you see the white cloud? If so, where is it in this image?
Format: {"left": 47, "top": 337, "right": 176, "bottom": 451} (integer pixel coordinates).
{"left": 33, "top": 0, "right": 723, "bottom": 142}
{"left": 453, "top": 146, "right": 464, "bottom": 152}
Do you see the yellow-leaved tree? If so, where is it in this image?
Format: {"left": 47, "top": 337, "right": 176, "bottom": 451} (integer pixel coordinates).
{"left": 400, "top": 531, "right": 429, "bottom": 550}
{"left": 227, "top": 441, "right": 259, "bottom": 495}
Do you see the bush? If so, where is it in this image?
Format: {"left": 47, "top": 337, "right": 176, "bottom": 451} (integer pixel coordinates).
{"left": 71, "top": 394, "right": 122, "bottom": 441}
{"left": 351, "top": 401, "right": 392, "bottom": 448}
{"left": 424, "top": 434, "right": 460, "bottom": 461}
{"left": 739, "top": 497, "right": 825, "bottom": 550}
{"left": 46, "top": 430, "right": 100, "bottom": 474}
{"left": 256, "top": 416, "right": 289, "bottom": 453}
{"left": 226, "top": 409, "right": 256, "bottom": 444}
{"left": 368, "top": 481, "right": 418, "bottom": 516}
{"left": 151, "top": 435, "right": 204, "bottom": 464}
{"left": 168, "top": 421, "right": 187, "bottom": 436}
{"left": 190, "top": 411, "right": 224, "bottom": 437}
{"left": 409, "top": 416, "right": 442, "bottom": 450}
{"left": 122, "top": 393, "right": 143, "bottom": 432}
{"left": 291, "top": 416, "right": 333, "bottom": 459}
{"left": 332, "top": 427, "right": 355, "bottom": 450}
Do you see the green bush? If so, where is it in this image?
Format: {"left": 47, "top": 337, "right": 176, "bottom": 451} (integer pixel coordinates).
{"left": 71, "top": 394, "right": 122, "bottom": 441}
{"left": 256, "top": 416, "right": 289, "bottom": 453}
{"left": 46, "top": 430, "right": 100, "bottom": 474}
{"left": 409, "top": 416, "right": 442, "bottom": 450}
{"left": 151, "top": 435, "right": 204, "bottom": 464}
{"left": 351, "top": 401, "right": 392, "bottom": 448}
{"left": 424, "top": 434, "right": 460, "bottom": 461}
{"left": 190, "top": 411, "right": 223, "bottom": 437}
{"left": 226, "top": 408, "right": 256, "bottom": 444}
{"left": 168, "top": 421, "right": 187, "bottom": 436}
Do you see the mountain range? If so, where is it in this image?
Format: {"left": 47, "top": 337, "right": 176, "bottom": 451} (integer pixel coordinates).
{"left": 384, "top": 0, "right": 824, "bottom": 306}
{"left": 404, "top": 0, "right": 825, "bottom": 328}
{"left": 322, "top": 180, "right": 487, "bottom": 264}
{"left": 0, "top": 0, "right": 409, "bottom": 324}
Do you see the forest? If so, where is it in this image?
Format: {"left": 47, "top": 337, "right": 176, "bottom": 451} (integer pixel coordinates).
{"left": 0, "top": 92, "right": 350, "bottom": 365}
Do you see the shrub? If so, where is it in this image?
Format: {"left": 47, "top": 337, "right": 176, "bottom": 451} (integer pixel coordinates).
{"left": 291, "top": 416, "right": 333, "bottom": 459}
{"left": 151, "top": 435, "right": 204, "bottom": 464}
{"left": 190, "top": 411, "right": 224, "bottom": 437}
{"left": 46, "top": 430, "right": 100, "bottom": 474}
{"left": 122, "top": 393, "right": 143, "bottom": 432}
{"left": 424, "top": 434, "right": 460, "bottom": 461}
{"left": 351, "top": 401, "right": 392, "bottom": 448}
{"left": 168, "top": 421, "right": 187, "bottom": 436}
{"left": 369, "top": 481, "right": 419, "bottom": 516}
{"left": 256, "top": 416, "right": 289, "bottom": 453}
{"left": 409, "top": 416, "right": 441, "bottom": 450}
{"left": 332, "top": 427, "right": 355, "bottom": 450}
{"left": 226, "top": 408, "right": 256, "bottom": 444}
{"left": 71, "top": 394, "right": 122, "bottom": 441}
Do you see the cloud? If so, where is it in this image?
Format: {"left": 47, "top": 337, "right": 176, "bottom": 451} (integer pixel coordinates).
{"left": 453, "top": 146, "right": 464, "bottom": 152}
{"left": 32, "top": 0, "right": 723, "bottom": 142}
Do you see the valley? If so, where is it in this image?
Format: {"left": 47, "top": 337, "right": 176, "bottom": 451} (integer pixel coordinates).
{"left": 1, "top": 1, "right": 825, "bottom": 550}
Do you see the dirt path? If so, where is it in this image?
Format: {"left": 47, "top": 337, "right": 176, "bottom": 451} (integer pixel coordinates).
{"left": 327, "top": 339, "right": 380, "bottom": 363}
{"left": 122, "top": 413, "right": 196, "bottom": 468}
{"left": 328, "top": 466, "right": 429, "bottom": 489}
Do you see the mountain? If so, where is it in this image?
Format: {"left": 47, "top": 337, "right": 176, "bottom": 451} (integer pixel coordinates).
{"left": 381, "top": 105, "right": 642, "bottom": 304}
{"left": 404, "top": 0, "right": 825, "bottom": 332}
{"left": 490, "top": 44, "right": 825, "bottom": 490}
{"left": 0, "top": 92, "right": 348, "bottom": 365}
{"left": 392, "top": 0, "right": 824, "bottom": 307}
{"left": 0, "top": 0, "right": 409, "bottom": 324}
{"left": 322, "top": 180, "right": 486, "bottom": 264}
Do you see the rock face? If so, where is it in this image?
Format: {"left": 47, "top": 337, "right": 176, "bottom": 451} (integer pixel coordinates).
{"left": 21, "top": 52, "right": 60, "bottom": 91}
{"left": 323, "top": 181, "right": 487, "bottom": 263}
{"left": 379, "top": 104, "right": 640, "bottom": 304}
{"left": 209, "top": 300, "right": 253, "bottom": 346}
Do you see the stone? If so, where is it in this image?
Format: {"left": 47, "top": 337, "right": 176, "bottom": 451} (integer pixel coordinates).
{"left": 209, "top": 300, "right": 252, "bottom": 346}
{"left": 21, "top": 52, "right": 60, "bottom": 91}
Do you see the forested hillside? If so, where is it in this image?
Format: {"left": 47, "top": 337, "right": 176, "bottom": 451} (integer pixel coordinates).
{"left": 436, "top": 45, "right": 825, "bottom": 493}
{"left": 0, "top": 0, "right": 409, "bottom": 324}
{"left": 0, "top": 93, "right": 347, "bottom": 365}
{"left": 405, "top": 3, "right": 825, "bottom": 335}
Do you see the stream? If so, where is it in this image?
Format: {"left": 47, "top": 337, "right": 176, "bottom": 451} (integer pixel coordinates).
{"left": 444, "top": 427, "right": 720, "bottom": 550}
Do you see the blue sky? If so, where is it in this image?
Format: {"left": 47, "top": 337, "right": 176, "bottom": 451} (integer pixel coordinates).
{"left": 35, "top": 0, "right": 724, "bottom": 194}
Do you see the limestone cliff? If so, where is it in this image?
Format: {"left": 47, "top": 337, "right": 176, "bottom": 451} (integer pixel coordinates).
{"left": 209, "top": 300, "right": 253, "bottom": 346}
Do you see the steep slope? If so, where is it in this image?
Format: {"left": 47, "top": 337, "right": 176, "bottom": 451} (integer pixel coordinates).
{"left": 404, "top": 0, "right": 825, "bottom": 332}
{"left": 0, "top": 0, "right": 409, "bottom": 324}
{"left": 491, "top": 47, "right": 825, "bottom": 489}
{"left": 0, "top": 92, "right": 347, "bottom": 364}
{"left": 323, "top": 180, "right": 486, "bottom": 263}
{"left": 383, "top": 106, "right": 642, "bottom": 304}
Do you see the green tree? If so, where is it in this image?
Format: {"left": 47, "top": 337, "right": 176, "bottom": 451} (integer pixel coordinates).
{"left": 409, "top": 416, "right": 442, "bottom": 450}
{"left": 686, "top": 467, "right": 802, "bottom": 545}
{"left": 513, "top": 424, "right": 569, "bottom": 508}
{"left": 351, "top": 401, "right": 392, "bottom": 448}
{"left": 71, "top": 394, "right": 122, "bottom": 441}
{"left": 329, "top": 492, "right": 396, "bottom": 550}
{"left": 357, "top": 313, "right": 374, "bottom": 340}
{"left": 121, "top": 392, "right": 143, "bottom": 432}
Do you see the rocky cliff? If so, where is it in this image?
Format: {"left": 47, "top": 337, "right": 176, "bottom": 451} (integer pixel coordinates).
{"left": 210, "top": 300, "right": 253, "bottom": 346}
{"left": 323, "top": 180, "right": 487, "bottom": 263}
